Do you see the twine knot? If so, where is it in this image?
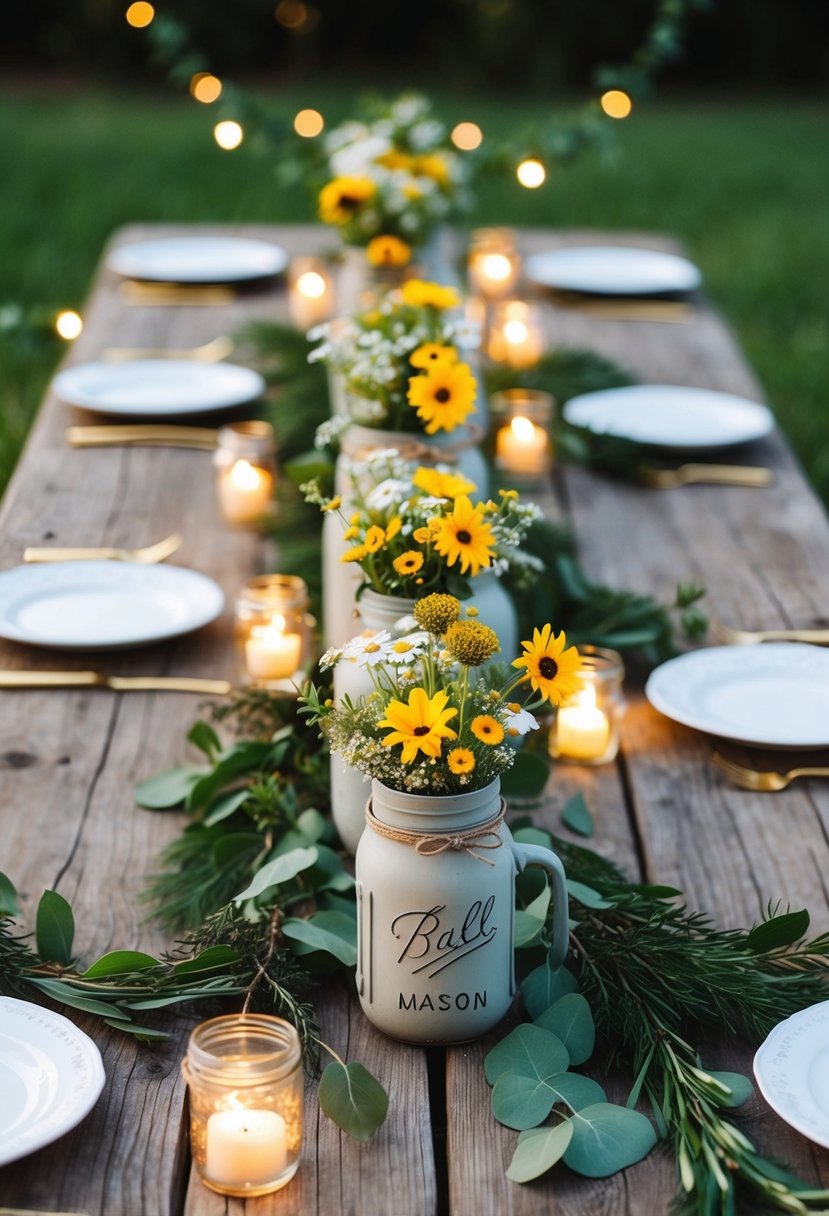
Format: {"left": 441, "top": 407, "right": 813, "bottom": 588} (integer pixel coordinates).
{"left": 366, "top": 798, "right": 506, "bottom": 866}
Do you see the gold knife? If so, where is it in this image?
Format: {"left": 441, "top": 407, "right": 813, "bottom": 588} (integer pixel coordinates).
{"left": 0, "top": 672, "right": 232, "bottom": 694}
{"left": 66, "top": 425, "right": 219, "bottom": 450}
{"left": 118, "top": 281, "right": 236, "bottom": 306}
{"left": 639, "top": 463, "right": 775, "bottom": 489}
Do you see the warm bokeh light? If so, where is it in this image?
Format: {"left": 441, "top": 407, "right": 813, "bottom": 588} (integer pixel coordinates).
{"left": 55, "top": 310, "right": 83, "bottom": 340}
{"left": 125, "top": 2, "right": 154, "bottom": 28}
{"left": 214, "top": 120, "right": 244, "bottom": 151}
{"left": 481, "top": 253, "right": 512, "bottom": 283}
{"left": 510, "top": 415, "right": 536, "bottom": 443}
{"left": 516, "top": 158, "right": 546, "bottom": 189}
{"left": 451, "top": 121, "right": 483, "bottom": 151}
{"left": 189, "top": 73, "right": 223, "bottom": 104}
{"left": 275, "top": 0, "right": 308, "bottom": 28}
{"left": 294, "top": 108, "right": 324, "bottom": 138}
{"left": 601, "top": 89, "right": 633, "bottom": 119}
{"left": 296, "top": 270, "right": 327, "bottom": 299}
{"left": 504, "top": 319, "right": 530, "bottom": 345}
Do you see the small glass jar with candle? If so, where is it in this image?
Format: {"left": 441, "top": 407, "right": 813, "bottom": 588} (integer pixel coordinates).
{"left": 467, "top": 228, "right": 521, "bottom": 300}
{"left": 492, "top": 388, "right": 555, "bottom": 485}
{"left": 289, "top": 256, "right": 334, "bottom": 331}
{"left": 549, "top": 646, "right": 625, "bottom": 766}
{"left": 486, "top": 300, "right": 544, "bottom": 368}
{"left": 235, "top": 574, "right": 315, "bottom": 692}
{"left": 215, "top": 422, "right": 277, "bottom": 528}
{"left": 182, "top": 1013, "right": 303, "bottom": 1197}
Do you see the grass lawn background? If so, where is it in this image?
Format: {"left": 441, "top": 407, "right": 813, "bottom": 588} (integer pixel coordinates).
{"left": 1, "top": 85, "right": 827, "bottom": 499}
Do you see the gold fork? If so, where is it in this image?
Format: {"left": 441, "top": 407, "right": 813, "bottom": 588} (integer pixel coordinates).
{"left": 99, "top": 335, "right": 234, "bottom": 362}
{"left": 118, "top": 281, "right": 236, "bottom": 307}
{"left": 712, "top": 752, "right": 829, "bottom": 792}
{"left": 23, "top": 532, "right": 183, "bottom": 564}
{"left": 640, "top": 463, "right": 775, "bottom": 489}
{"left": 711, "top": 621, "right": 829, "bottom": 646}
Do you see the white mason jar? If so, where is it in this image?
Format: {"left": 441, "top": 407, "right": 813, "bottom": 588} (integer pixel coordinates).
{"left": 355, "top": 778, "right": 569, "bottom": 1044}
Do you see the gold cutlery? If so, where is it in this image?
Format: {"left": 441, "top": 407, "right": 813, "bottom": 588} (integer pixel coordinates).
{"left": 711, "top": 621, "right": 829, "bottom": 646}
{"left": 552, "top": 298, "right": 693, "bottom": 324}
{"left": 639, "top": 464, "right": 775, "bottom": 489}
{"left": 66, "top": 425, "right": 219, "bottom": 451}
{"left": 23, "top": 532, "right": 183, "bottom": 565}
{"left": 118, "top": 281, "right": 236, "bottom": 307}
{"left": 0, "top": 671, "right": 231, "bottom": 694}
{"left": 712, "top": 752, "right": 829, "bottom": 792}
{"left": 99, "top": 335, "right": 234, "bottom": 362}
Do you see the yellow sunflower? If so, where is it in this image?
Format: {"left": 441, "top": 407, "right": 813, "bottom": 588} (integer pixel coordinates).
{"left": 366, "top": 235, "right": 412, "bottom": 267}
{"left": 512, "top": 625, "right": 583, "bottom": 706}
{"left": 447, "top": 747, "right": 476, "bottom": 775}
{"left": 393, "top": 550, "right": 424, "bottom": 576}
{"left": 412, "top": 466, "right": 476, "bottom": 499}
{"left": 363, "top": 525, "right": 387, "bottom": 554}
{"left": 407, "top": 362, "right": 477, "bottom": 435}
{"left": 410, "top": 343, "right": 459, "bottom": 370}
{"left": 378, "top": 687, "right": 458, "bottom": 764}
{"left": 470, "top": 715, "right": 505, "bottom": 746}
{"left": 401, "top": 279, "right": 461, "bottom": 310}
{"left": 318, "top": 176, "right": 377, "bottom": 225}
{"left": 432, "top": 495, "right": 495, "bottom": 577}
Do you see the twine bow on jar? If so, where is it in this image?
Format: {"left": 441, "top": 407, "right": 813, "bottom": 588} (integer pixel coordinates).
{"left": 365, "top": 799, "right": 506, "bottom": 866}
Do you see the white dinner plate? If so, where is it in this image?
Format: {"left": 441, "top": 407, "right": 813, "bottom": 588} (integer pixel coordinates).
{"left": 52, "top": 360, "right": 265, "bottom": 418}
{"left": 524, "top": 245, "right": 702, "bottom": 296}
{"left": 645, "top": 644, "right": 829, "bottom": 749}
{"left": 0, "top": 561, "right": 224, "bottom": 650}
{"left": 107, "top": 236, "right": 289, "bottom": 283}
{"left": 754, "top": 1001, "right": 829, "bottom": 1148}
{"left": 563, "top": 385, "right": 775, "bottom": 451}
{"left": 0, "top": 996, "right": 105, "bottom": 1166}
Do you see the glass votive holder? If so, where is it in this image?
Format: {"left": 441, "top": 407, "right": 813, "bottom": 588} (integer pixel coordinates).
{"left": 486, "top": 299, "right": 544, "bottom": 368}
{"left": 492, "top": 388, "right": 555, "bottom": 485}
{"left": 289, "top": 256, "right": 335, "bottom": 331}
{"left": 215, "top": 421, "right": 277, "bottom": 528}
{"left": 181, "top": 1013, "right": 303, "bottom": 1198}
{"left": 467, "top": 228, "right": 521, "bottom": 300}
{"left": 235, "top": 574, "right": 315, "bottom": 691}
{"left": 548, "top": 646, "right": 626, "bottom": 766}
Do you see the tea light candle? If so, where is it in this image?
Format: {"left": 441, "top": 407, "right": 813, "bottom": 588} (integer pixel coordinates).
{"left": 219, "top": 459, "right": 274, "bottom": 525}
{"left": 487, "top": 301, "right": 544, "bottom": 368}
{"left": 289, "top": 258, "right": 334, "bottom": 330}
{"left": 555, "top": 685, "right": 610, "bottom": 761}
{"left": 245, "top": 615, "right": 302, "bottom": 680}
{"left": 205, "top": 1108, "right": 287, "bottom": 1189}
{"left": 496, "top": 414, "right": 549, "bottom": 477}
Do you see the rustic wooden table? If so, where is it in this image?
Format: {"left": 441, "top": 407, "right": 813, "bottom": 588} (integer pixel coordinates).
{"left": 2, "top": 224, "right": 829, "bottom": 1216}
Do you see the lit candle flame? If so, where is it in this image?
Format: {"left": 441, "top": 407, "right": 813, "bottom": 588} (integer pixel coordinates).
{"left": 510, "top": 415, "right": 536, "bottom": 444}
{"left": 296, "top": 270, "right": 326, "bottom": 299}
{"left": 482, "top": 253, "right": 512, "bottom": 283}
{"left": 504, "top": 319, "right": 529, "bottom": 345}
{"left": 229, "top": 459, "right": 260, "bottom": 490}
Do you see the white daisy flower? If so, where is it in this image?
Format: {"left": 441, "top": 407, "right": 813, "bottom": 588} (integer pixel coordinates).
{"left": 503, "top": 703, "right": 540, "bottom": 737}
{"left": 385, "top": 632, "right": 429, "bottom": 665}
{"left": 343, "top": 630, "right": 392, "bottom": 667}
{"left": 319, "top": 646, "right": 343, "bottom": 671}
{"left": 393, "top": 614, "right": 418, "bottom": 634}
{"left": 366, "top": 478, "right": 410, "bottom": 511}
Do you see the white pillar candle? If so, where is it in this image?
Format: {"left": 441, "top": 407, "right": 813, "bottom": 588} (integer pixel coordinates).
{"left": 219, "top": 459, "right": 273, "bottom": 525}
{"left": 205, "top": 1108, "right": 287, "bottom": 1188}
{"left": 555, "top": 685, "right": 611, "bottom": 761}
{"left": 245, "top": 616, "right": 302, "bottom": 680}
{"left": 495, "top": 414, "right": 549, "bottom": 477}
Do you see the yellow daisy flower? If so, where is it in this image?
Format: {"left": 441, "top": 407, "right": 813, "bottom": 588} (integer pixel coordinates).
{"left": 402, "top": 183, "right": 423, "bottom": 201}
{"left": 321, "top": 495, "right": 342, "bottom": 513}
{"left": 318, "top": 176, "right": 377, "bottom": 225}
{"left": 407, "top": 362, "right": 477, "bottom": 435}
{"left": 363, "top": 524, "right": 387, "bottom": 554}
{"left": 413, "top": 526, "right": 433, "bottom": 545}
{"left": 378, "top": 687, "right": 458, "bottom": 764}
{"left": 385, "top": 516, "right": 402, "bottom": 542}
{"left": 447, "top": 747, "right": 476, "bottom": 775}
{"left": 499, "top": 489, "right": 519, "bottom": 500}
{"left": 412, "top": 466, "right": 476, "bottom": 499}
{"left": 413, "top": 153, "right": 450, "bottom": 185}
{"left": 393, "top": 550, "right": 424, "bottom": 576}
{"left": 432, "top": 495, "right": 495, "bottom": 576}
{"left": 512, "top": 625, "right": 583, "bottom": 706}
{"left": 374, "top": 149, "right": 412, "bottom": 171}
{"left": 341, "top": 544, "right": 367, "bottom": 563}
{"left": 410, "top": 343, "right": 459, "bottom": 370}
{"left": 366, "top": 234, "right": 412, "bottom": 267}
{"left": 350, "top": 512, "right": 361, "bottom": 526}
{"left": 401, "top": 279, "right": 461, "bottom": 310}
{"left": 470, "top": 715, "right": 505, "bottom": 745}
{"left": 343, "top": 526, "right": 360, "bottom": 541}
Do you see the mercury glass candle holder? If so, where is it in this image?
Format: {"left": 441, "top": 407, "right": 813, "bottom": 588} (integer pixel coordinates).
{"left": 181, "top": 1013, "right": 303, "bottom": 1198}
{"left": 214, "top": 421, "right": 277, "bottom": 528}
{"left": 491, "top": 388, "right": 555, "bottom": 486}
{"left": 548, "top": 646, "right": 626, "bottom": 766}
{"left": 234, "top": 574, "right": 315, "bottom": 692}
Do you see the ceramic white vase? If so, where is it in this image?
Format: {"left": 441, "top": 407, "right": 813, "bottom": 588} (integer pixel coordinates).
{"left": 355, "top": 778, "right": 569, "bottom": 1044}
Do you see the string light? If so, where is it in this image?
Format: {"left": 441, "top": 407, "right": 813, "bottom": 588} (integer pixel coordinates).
{"left": 55, "top": 311, "right": 83, "bottom": 340}
{"left": 294, "top": 108, "right": 324, "bottom": 137}
{"left": 516, "top": 158, "right": 546, "bottom": 189}
{"left": 275, "top": 0, "right": 308, "bottom": 28}
{"left": 600, "top": 90, "right": 633, "bottom": 119}
{"left": 451, "top": 122, "right": 483, "bottom": 151}
{"left": 214, "top": 120, "right": 244, "bottom": 150}
{"left": 125, "top": 2, "right": 154, "bottom": 28}
{"left": 189, "top": 73, "right": 223, "bottom": 104}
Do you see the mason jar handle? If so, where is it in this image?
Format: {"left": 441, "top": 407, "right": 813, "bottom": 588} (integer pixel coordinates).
{"left": 510, "top": 842, "right": 570, "bottom": 970}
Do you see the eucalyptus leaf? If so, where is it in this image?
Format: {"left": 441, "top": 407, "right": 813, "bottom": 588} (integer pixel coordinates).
{"left": 282, "top": 912, "right": 358, "bottom": 966}
{"left": 506, "top": 1121, "right": 574, "bottom": 1183}
{"left": 318, "top": 1060, "right": 388, "bottom": 1141}
{"left": 203, "top": 788, "right": 251, "bottom": 827}
{"left": 535, "top": 993, "right": 595, "bottom": 1065}
{"left": 83, "top": 950, "right": 159, "bottom": 979}
{"left": 0, "top": 871, "right": 19, "bottom": 917}
{"left": 296, "top": 807, "right": 327, "bottom": 843}
{"left": 233, "top": 847, "right": 318, "bottom": 904}
{"left": 512, "top": 826, "right": 553, "bottom": 849}
{"left": 514, "top": 885, "right": 551, "bottom": 947}
{"left": 484, "top": 1024, "right": 569, "bottom": 1086}
{"left": 186, "top": 741, "right": 274, "bottom": 811}
{"left": 566, "top": 880, "right": 613, "bottom": 910}
{"left": 493, "top": 1070, "right": 607, "bottom": 1130}
{"left": 104, "top": 1018, "right": 171, "bottom": 1042}
{"left": 707, "top": 1071, "right": 754, "bottom": 1108}
{"left": 521, "top": 962, "right": 580, "bottom": 1019}
{"left": 563, "top": 1103, "right": 657, "bottom": 1177}
{"left": 501, "top": 751, "right": 550, "bottom": 800}
{"left": 29, "top": 978, "right": 125, "bottom": 1019}
{"left": 173, "top": 945, "right": 240, "bottom": 975}
{"left": 135, "top": 765, "right": 204, "bottom": 810}
{"left": 747, "top": 909, "right": 810, "bottom": 954}
{"left": 187, "top": 720, "right": 221, "bottom": 761}
{"left": 35, "top": 890, "right": 74, "bottom": 965}
{"left": 560, "top": 793, "right": 594, "bottom": 838}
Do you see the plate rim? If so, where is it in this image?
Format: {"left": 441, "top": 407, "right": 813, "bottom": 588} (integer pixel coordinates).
{"left": 523, "top": 244, "right": 702, "bottom": 295}
{"left": 753, "top": 999, "right": 829, "bottom": 1149}
{"left": 561, "top": 383, "right": 775, "bottom": 452}
{"left": 0, "top": 994, "right": 105, "bottom": 1166}
{"left": 0, "top": 560, "right": 225, "bottom": 650}
{"left": 107, "top": 235, "right": 290, "bottom": 282}
{"left": 52, "top": 359, "right": 266, "bottom": 419}
{"left": 645, "top": 643, "right": 829, "bottom": 749}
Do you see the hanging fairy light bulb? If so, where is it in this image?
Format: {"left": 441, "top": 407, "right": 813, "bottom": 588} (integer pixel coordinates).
{"left": 55, "top": 310, "right": 83, "bottom": 340}
{"left": 189, "top": 73, "right": 223, "bottom": 104}
{"left": 516, "top": 158, "right": 546, "bottom": 189}
{"left": 451, "top": 122, "right": 483, "bottom": 151}
{"left": 600, "top": 90, "right": 633, "bottom": 119}
{"left": 214, "top": 121, "right": 244, "bottom": 151}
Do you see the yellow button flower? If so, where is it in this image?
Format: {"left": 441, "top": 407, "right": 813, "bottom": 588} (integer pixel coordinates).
{"left": 401, "top": 279, "right": 461, "bottom": 310}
